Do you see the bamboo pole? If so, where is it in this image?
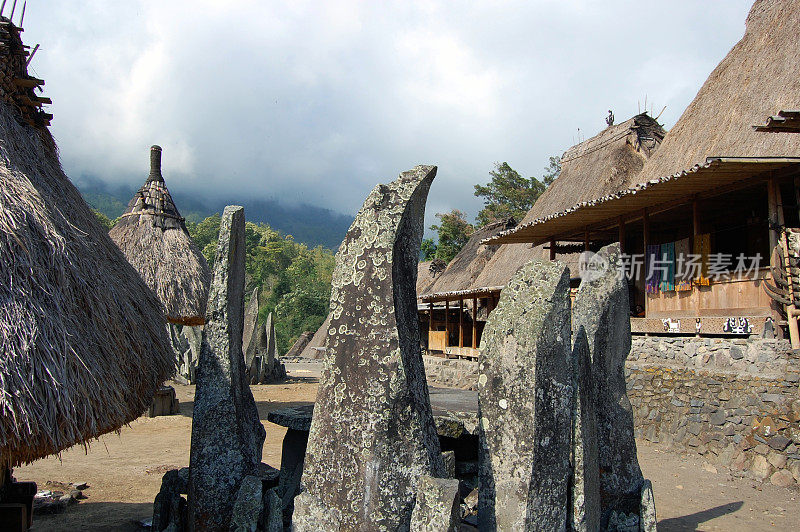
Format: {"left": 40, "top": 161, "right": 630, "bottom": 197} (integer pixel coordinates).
{"left": 774, "top": 181, "right": 800, "bottom": 348}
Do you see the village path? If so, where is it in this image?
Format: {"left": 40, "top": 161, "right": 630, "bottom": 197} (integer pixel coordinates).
{"left": 16, "top": 367, "right": 799, "bottom": 531}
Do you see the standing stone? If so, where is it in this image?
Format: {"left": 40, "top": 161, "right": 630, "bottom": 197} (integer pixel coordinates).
{"left": 409, "top": 475, "right": 460, "bottom": 532}
{"left": 477, "top": 260, "right": 573, "bottom": 531}
{"left": 230, "top": 475, "right": 265, "bottom": 532}
{"left": 188, "top": 206, "right": 266, "bottom": 531}
{"left": 572, "top": 243, "right": 644, "bottom": 515}
{"left": 293, "top": 165, "right": 443, "bottom": 531}
{"left": 242, "top": 287, "right": 260, "bottom": 371}
{"left": 571, "top": 328, "right": 601, "bottom": 532}
{"left": 181, "top": 325, "right": 203, "bottom": 383}
{"left": 638, "top": 479, "right": 657, "bottom": 532}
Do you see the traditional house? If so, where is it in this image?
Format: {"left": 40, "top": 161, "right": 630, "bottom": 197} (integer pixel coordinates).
{"left": 487, "top": 0, "right": 800, "bottom": 343}
{"left": 110, "top": 146, "right": 211, "bottom": 326}
{"left": 0, "top": 15, "right": 174, "bottom": 479}
{"left": 417, "top": 113, "right": 666, "bottom": 358}
{"left": 417, "top": 219, "right": 529, "bottom": 358}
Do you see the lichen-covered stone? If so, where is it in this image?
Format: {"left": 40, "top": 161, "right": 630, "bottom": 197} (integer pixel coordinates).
{"left": 229, "top": 475, "right": 265, "bottom": 532}
{"left": 572, "top": 243, "right": 644, "bottom": 512}
{"left": 152, "top": 469, "right": 187, "bottom": 531}
{"left": 409, "top": 475, "right": 460, "bottom": 532}
{"left": 639, "top": 479, "right": 657, "bottom": 532}
{"left": 477, "top": 260, "right": 573, "bottom": 531}
{"left": 293, "top": 165, "right": 443, "bottom": 531}
{"left": 571, "top": 328, "right": 600, "bottom": 531}
{"left": 188, "top": 206, "right": 266, "bottom": 530}
{"left": 242, "top": 287, "right": 260, "bottom": 372}
{"left": 265, "top": 487, "right": 284, "bottom": 532}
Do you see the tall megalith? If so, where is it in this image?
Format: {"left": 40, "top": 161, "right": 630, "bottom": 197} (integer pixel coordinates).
{"left": 477, "top": 260, "right": 573, "bottom": 531}
{"left": 293, "top": 165, "right": 444, "bottom": 531}
{"left": 188, "top": 206, "right": 266, "bottom": 530}
{"left": 572, "top": 243, "right": 644, "bottom": 518}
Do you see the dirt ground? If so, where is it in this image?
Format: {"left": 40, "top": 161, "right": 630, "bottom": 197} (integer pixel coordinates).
{"left": 17, "top": 377, "right": 799, "bottom": 531}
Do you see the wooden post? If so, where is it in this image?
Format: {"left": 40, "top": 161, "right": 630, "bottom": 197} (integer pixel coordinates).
{"left": 692, "top": 198, "right": 701, "bottom": 335}
{"left": 768, "top": 179, "right": 779, "bottom": 253}
{"left": 549, "top": 239, "right": 556, "bottom": 261}
{"left": 618, "top": 216, "right": 625, "bottom": 253}
{"left": 775, "top": 182, "right": 800, "bottom": 348}
{"left": 472, "top": 296, "right": 478, "bottom": 349}
{"left": 444, "top": 299, "right": 449, "bottom": 349}
{"left": 584, "top": 228, "right": 590, "bottom": 251}
{"left": 458, "top": 297, "right": 464, "bottom": 348}
{"left": 428, "top": 300, "right": 433, "bottom": 346}
{"left": 643, "top": 208, "right": 649, "bottom": 319}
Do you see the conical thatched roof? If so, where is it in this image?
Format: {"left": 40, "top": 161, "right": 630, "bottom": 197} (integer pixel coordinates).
{"left": 110, "top": 146, "right": 211, "bottom": 325}
{"left": 636, "top": 0, "right": 800, "bottom": 183}
{"left": 0, "top": 21, "right": 174, "bottom": 467}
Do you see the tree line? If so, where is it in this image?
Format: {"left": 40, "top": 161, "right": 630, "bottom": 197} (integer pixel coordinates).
{"left": 93, "top": 155, "right": 559, "bottom": 353}
{"left": 421, "top": 156, "right": 560, "bottom": 262}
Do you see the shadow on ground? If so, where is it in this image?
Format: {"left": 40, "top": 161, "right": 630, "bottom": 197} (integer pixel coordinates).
{"left": 31, "top": 501, "right": 153, "bottom": 532}
{"left": 658, "top": 501, "right": 744, "bottom": 531}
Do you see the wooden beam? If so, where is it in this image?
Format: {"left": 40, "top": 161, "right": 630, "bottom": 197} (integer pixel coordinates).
{"left": 549, "top": 239, "right": 556, "bottom": 260}
{"left": 428, "top": 301, "right": 433, "bottom": 339}
{"left": 768, "top": 178, "right": 779, "bottom": 252}
{"left": 472, "top": 296, "right": 478, "bottom": 349}
{"left": 444, "top": 299, "right": 449, "bottom": 349}
{"left": 458, "top": 297, "right": 464, "bottom": 348}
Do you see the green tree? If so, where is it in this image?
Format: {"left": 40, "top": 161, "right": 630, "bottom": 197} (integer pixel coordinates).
{"left": 473, "top": 158, "right": 560, "bottom": 227}
{"left": 420, "top": 238, "right": 438, "bottom": 261}
{"left": 542, "top": 155, "right": 561, "bottom": 186}
{"left": 92, "top": 209, "right": 115, "bottom": 230}
{"left": 430, "top": 210, "right": 473, "bottom": 263}
{"left": 187, "top": 214, "right": 336, "bottom": 354}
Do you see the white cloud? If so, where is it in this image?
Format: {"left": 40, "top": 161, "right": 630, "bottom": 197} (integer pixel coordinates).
{"left": 22, "top": 0, "right": 753, "bottom": 225}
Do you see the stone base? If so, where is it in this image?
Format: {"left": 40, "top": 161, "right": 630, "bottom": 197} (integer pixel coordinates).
{"left": 148, "top": 386, "right": 179, "bottom": 417}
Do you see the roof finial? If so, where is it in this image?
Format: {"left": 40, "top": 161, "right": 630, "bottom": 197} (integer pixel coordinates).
{"left": 606, "top": 110, "right": 614, "bottom": 127}
{"left": 149, "top": 145, "right": 164, "bottom": 182}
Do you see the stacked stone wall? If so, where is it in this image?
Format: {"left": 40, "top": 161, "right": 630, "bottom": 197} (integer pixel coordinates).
{"left": 627, "top": 336, "right": 800, "bottom": 487}
{"left": 423, "top": 337, "right": 800, "bottom": 487}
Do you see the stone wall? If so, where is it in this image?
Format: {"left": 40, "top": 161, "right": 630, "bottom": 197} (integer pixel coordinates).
{"left": 423, "top": 355, "right": 478, "bottom": 390}
{"left": 627, "top": 336, "right": 800, "bottom": 488}
{"left": 423, "top": 337, "right": 800, "bottom": 487}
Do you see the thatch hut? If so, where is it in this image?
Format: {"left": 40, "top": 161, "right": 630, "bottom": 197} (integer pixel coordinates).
{"left": 110, "top": 146, "right": 211, "bottom": 325}
{"left": 0, "top": 19, "right": 173, "bottom": 470}
{"left": 489, "top": 0, "right": 800, "bottom": 340}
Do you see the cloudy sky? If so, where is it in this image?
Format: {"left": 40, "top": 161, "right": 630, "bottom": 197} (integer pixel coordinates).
{"left": 23, "top": 1, "right": 753, "bottom": 222}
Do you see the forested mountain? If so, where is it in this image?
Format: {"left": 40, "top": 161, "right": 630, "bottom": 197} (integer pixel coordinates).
{"left": 78, "top": 177, "right": 352, "bottom": 250}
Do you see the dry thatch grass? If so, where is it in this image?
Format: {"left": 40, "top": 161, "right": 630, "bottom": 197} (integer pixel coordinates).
{"left": 420, "top": 219, "right": 515, "bottom": 296}
{"left": 637, "top": 0, "right": 800, "bottom": 182}
{"left": 0, "top": 103, "right": 174, "bottom": 467}
{"left": 528, "top": 114, "right": 664, "bottom": 222}
{"left": 110, "top": 147, "right": 210, "bottom": 325}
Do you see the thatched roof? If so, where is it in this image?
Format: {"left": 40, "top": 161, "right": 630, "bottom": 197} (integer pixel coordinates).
{"left": 526, "top": 113, "right": 665, "bottom": 223}
{"left": 299, "top": 313, "right": 331, "bottom": 360}
{"left": 110, "top": 146, "right": 211, "bottom": 325}
{"left": 488, "top": 0, "right": 800, "bottom": 247}
{"left": 420, "top": 219, "right": 514, "bottom": 297}
{"left": 416, "top": 261, "right": 439, "bottom": 294}
{"left": 0, "top": 59, "right": 174, "bottom": 464}
{"left": 635, "top": 0, "right": 800, "bottom": 183}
